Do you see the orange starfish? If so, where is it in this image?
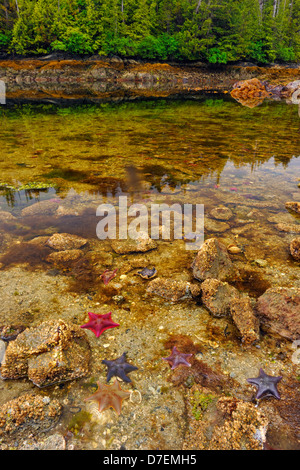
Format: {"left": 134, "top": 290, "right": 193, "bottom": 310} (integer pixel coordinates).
{"left": 84, "top": 379, "right": 131, "bottom": 415}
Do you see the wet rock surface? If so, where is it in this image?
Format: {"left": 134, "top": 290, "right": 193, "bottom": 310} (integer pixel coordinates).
{"left": 192, "top": 238, "right": 235, "bottom": 282}
{"left": 255, "top": 287, "right": 300, "bottom": 340}
{"left": 1, "top": 320, "right": 91, "bottom": 387}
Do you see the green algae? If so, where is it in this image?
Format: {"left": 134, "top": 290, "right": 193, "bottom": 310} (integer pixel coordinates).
{"left": 190, "top": 391, "right": 216, "bottom": 421}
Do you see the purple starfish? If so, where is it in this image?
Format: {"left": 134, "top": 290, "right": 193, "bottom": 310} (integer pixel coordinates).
{"left": 162, "top": 346, "right": 193, "bottom": 370}
{"left": 102, "top": 352, "right": 138, "bottom": 383}
{"left": 247, "top": 368, "right": 283, "bottom": 400}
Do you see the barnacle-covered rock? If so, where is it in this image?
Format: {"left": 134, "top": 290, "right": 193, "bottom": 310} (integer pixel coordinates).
{"left": 0, "top": 393, "right": 62, "bottom": 437}
{"left": 0, "top": 319, "right": 90, "bottom": 387}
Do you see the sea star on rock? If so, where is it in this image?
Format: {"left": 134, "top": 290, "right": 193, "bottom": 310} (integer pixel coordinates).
{"left": 162, "top": 346, "right": 193, "bottom": 370}
{"left": 102, "top": 352, "right": 138, "bottom": 383}
{"left": 85, "top": 379, "right": 131, "bottom": 415}
{"left": 100, "top": 268, "right": 118, "bottom": 285}
{"left": 247, "top": 368, "right": 283, "bottom": 400}
{"left": 80, "top": 312, "right": 119, "bottom": 338}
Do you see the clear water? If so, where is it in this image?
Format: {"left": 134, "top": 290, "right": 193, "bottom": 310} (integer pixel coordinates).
{"left": 0, "top": 95, "right": 299, "bottom": 450}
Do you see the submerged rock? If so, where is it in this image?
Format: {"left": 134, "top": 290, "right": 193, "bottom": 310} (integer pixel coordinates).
{"left": 290, "top": 237, "right": 300, "bottom": 261}
{"left": 285, "top": 201, "right": 300, "bottom": 215}
{"left": 201, "top": 278, "right": 239, "bottom": 317}
{"left": 0, "top": 393, "right": 62, "bottom": 438}
{"left": 205, "top": 218, "right": 230, "bottom": 233}
{"left": 0, "top": 210, "right": 17, "bottom": 222}
{"left": 21, "top": 199, "right": 60, "bottom": 217}
{"left": 46, "top": 233, "right": 88, "bottom": 251}
{"left": 208, "top": 396, "right": 268, "bottom": 450}
{"left": 184, "top": 391, "right": 268, "bottom": 450}
{"left": 230, "top": 296, "right": 260, "bottom": 345}
{"left": 192, "top": 238, "right": 235, "bottom": 282}
{"left": 275, "top": 223, "right": 300, "bottom": 233}
{"left": 255, "top": 287, "right": 300, "bottom": 340}
{"left": 210, "top": 205, "right": 233, "bottom": 221}
{"left": 1, "top": 319, "right": 91, "bottom": 387}
{"left": 147, "top": 277, "right": 201, "bottom": 302}
{"left": 111, "top": 231, "right": 157, "bottom": 254}
{"left": 46, "top": 249, "right": 84, "bottom": 266}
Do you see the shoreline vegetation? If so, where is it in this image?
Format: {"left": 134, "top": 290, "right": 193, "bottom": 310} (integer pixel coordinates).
{"left": 0, "top": 0, "right": 300, "bottom": 66}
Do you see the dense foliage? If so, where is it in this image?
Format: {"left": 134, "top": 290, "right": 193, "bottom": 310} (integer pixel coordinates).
{"left": 0, "top": 0, "right": 299, "bottom": 63}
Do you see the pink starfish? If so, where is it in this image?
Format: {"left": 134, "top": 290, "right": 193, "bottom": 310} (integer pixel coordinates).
{"left": 162, "top": 346, "right": 193, "bottom": 370}
{"left": 80, "top": 312, "right": 120, "bottom": 338}
{"left": 100, "top": 268, "right": 118, "bottom": 285}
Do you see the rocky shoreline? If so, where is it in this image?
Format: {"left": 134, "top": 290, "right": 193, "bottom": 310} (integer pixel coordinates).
{"left": 0, "top": 58, "right": 299, "bottom": 101}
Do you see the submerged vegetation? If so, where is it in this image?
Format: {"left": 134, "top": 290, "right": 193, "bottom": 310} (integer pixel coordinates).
{"left": 0, "top": 0, "right": 299, "bottom": 63}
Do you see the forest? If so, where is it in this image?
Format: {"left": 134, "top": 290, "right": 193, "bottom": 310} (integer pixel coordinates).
{"left": 0, "top": 0, "right": 299, "bottom": 64}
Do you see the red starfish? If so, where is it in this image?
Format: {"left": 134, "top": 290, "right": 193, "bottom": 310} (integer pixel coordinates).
{"left": 80, "top": 312, "right": 119, "bottom": 338}
{"left": 100, "top": 268, "right": 118, "bottom": 285}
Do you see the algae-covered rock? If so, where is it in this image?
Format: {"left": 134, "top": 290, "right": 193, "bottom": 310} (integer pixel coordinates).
{"left": 184, "top": 389, "right": 268, "bottom": 450}
{"left": 192, "top": 238, "right": 235, "bottom": 282}
{"left": 0, "top": 393, "right": 62, "bottom": 437}
{"left": 1, "top": 319, "right": 91, "bottom": 387}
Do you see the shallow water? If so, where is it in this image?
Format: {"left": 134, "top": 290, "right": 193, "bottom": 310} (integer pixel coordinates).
{"left": 0, "top": 95, "right": 300, "bottom": 450}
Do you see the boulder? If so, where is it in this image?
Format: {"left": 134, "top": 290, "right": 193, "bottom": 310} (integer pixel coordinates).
{"left": 46, "top": 233, "right": 87, "bottom": 251}
{"left": 230, "top": 296, "right": 260, "bottom": 345}
{"left": 192, "top": 238, "right": 235, "bottom": 282}
{"left": 1, "top": 319, "right": 91, "bottom": 387}
{"left": 231, "top": 78, "right": 271, "bottom": 108}
{"left": 0, "top": 393, "right": 62, "bottom": 437}
{"left": 255, "top": 287, "right": 300, "bottom": 340}
{"left": 201, "top": 278, "right": 239, "bottom": 317}
{"left": 290, "top": 237, "right": 300, "bottom": 261}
